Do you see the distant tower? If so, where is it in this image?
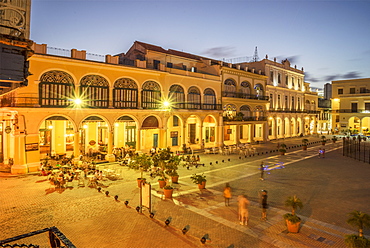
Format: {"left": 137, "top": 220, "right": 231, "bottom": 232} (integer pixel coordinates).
{"left": 251, "top": 46, "right": 260, "bottom": 62}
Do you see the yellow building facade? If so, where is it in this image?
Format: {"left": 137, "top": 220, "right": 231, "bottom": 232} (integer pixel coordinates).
{"left": 331, "top": 78, "right": 370, "bottom": 136}
{"left": 1, "top": 41, "right": 226, "bottom": 173}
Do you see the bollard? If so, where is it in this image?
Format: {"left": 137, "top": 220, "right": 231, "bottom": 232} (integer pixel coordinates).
{"left": 210, "top": 162, "right": 212, "bottom": 165}
{"left": 124, "top": 200, "right": 129, "bottom": 206}
{"left": 149, "top": 212, "right": 155, "bottom": 218}
{"left": 97, "top": 187, "right": 101, "bottom": 192}
{"left": 136, "top": 206, "right": 140, "bottom": 213}
{"left": 165, "top": 217, "right": 172, "bottom": 226}
{"left": 182, "top": 225, "right": 190, "bottom": 235}
{"left": 228, "top": 158, "right": 230, "bottom": 162}
{"left": 105, "top": 191, "right": 109, "bottom": 196}
{"left": 222, "top": 160, "right": 225, "bottom": 163}
{"left": 114, "top": 195, "right": 118, "bottom": 201}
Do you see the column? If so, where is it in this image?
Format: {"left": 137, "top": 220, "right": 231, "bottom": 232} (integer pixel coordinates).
{"left": 235, "top": 125, "right": 240, "bottom": 145}
{"left": 11, "top": 131, "right": 27, "bottom": 174}
{"left": 105, "top": 130, "right": 115, "bottom": 162}
{"left": 73, "top": 131, "right": 79, "bottom": 158}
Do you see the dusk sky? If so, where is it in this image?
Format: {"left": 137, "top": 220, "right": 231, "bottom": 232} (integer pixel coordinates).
{"left": 30, "top": 0, "right": 370, "bottom": 89}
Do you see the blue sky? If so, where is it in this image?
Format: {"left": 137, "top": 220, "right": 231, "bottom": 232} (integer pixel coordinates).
{"left": 30, "top": 0, "right": 370, "bottom": 88}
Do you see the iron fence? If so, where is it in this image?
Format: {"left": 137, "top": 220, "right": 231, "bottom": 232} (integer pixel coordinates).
{"left": 343, "top": 138, "right": 370, "bottom": 164}
{"left": 0, "top": 226, "right": 75, "bottom": 248}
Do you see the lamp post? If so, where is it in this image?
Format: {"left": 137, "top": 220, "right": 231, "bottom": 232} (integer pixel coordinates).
{"left": 162, "top": 100, "right": 173, "bottom": 149}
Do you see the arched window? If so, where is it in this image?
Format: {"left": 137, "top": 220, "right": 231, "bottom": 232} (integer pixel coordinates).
{"left": 223, "top": 104, "right": 237, "bottom": 120}
{"left": 80, "top": 75, "right": 109, "bottom": 108}
{"left": 113, "top": 78, "right": 138, "bottom": 109}
{"left": 169, "top": 84, "right": 185, "bottom": 109}
{"left": 240, "top": 105, "right": 251, "bottom": 120}
{"left": 203, "top": 88, "right": 216, "bottom": 110}
{"left": 39, "top": 70, "right": 75, "bottom": 107}
{"left": 187, "top": 86, "right": 201, "bottom": 109}
{"left": 141, "top": 81, "right": 161, "bottom": 109}
{"left": 240, "top": 81, "right": 251, "bottom": 99}
{"left": 254, "top": 105, "right": 265, "bottom": 120}
{"left": 223, "top": 79, "right": 236, "bottom": 97}
{"left": 254, "top": 84, "right": 264, "bottom": 99}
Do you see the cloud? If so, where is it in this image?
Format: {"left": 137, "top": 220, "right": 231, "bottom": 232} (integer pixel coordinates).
{"left": 305, "top": 71, "right": 363, "bottom": 84}
{"left": 275, "top": 55, "right": 301, "bottom": 65}
{"left": 202, "top": 46, "right": 236, "bottom": 59}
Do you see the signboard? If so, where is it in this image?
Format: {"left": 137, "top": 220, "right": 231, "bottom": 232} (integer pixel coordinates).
{"left": 25, "top": 143, "right": 39, "bottom": 151}
{"left": 141, "top": 182, "right": 151, "bottom": 212}
{"left": 170, "top": 131, "right": 178, "bottom": 138}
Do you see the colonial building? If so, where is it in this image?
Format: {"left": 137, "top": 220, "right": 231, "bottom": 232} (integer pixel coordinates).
{"left": 238, "top": 57, "right": 319, "bottom": 140}
{"left": 331, "top": 78, "right": 370, "bottom": 136}
{"left": 220, "top": 63, "right": 269, "bottom": 145}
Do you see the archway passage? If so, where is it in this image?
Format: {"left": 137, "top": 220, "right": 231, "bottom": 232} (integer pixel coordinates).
{"left": 39, "top": 116, "right": 75, "bottom": 158}
{"left": 114, "top": 116, "right": 137, "bottom": 149}
{"left": 141, "top": 116, "right": 160, "bottom": 151}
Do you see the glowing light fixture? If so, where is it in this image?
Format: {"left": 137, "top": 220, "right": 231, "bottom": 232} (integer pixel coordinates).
{"left": 74, "top": 98, "right": 82, "bottom": 105}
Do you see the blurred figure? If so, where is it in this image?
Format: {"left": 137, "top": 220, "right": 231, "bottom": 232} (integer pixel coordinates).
{"left": 260, "top": 190, "right": 268, "bottom": 221}
{"left": 223, "top": 183, "right": 232, "bottom": 206}
{"left": 238, "top": 195, "right": 250, "bottom": 226}
{"left": 260, "top": 161, "right": 265, "bottom": 180}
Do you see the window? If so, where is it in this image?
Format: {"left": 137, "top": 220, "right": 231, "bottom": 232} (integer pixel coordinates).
{"left": 39, "top": 70, "right": 75, "bottom": 107}
{"left": 141, "top": 81, "right": 161, "bottom": 109}
{"left": 113, "top": 78, "right": 138, "bottom": 109}
{"left": 270, "top": 94, "right": 273, "bottom": 108}
{"left": 335, "top": 116, "right": 339, "bottom": 122}
{"left": 173, "top": 116, "right": 179, "bottom": 126}
{"left": 278, "top": 73, "right": 281, "bottom": 84}
{"left": 188, "top": 86, "right": 201, "bottom": 109}
{"left": 270, "top": 71, "right": 274, "bottom": 83}
{"left": 277, "top": 95, "right": 281, "bottom": 109}
{"left": 291, "top": 77, "right": 294, "bottom": 87}
{"left": 223, "top": 79, "right": 236, "bottom": 97}
{"left": 169, "top": 84, "right": 185, "bottom": 109}
{"left": 80, "top": 75, "right": 109, "bottom": 108}
{"left": 167, "top": 62, "right": 173, "bottom": 68}
{"left": 203, "top": 88, "right": 216, "bottom": 110}
{"left": 365, "top": 103, "right": 370, "bottom": 111}
{"left": 338, "top": 89, "right": 343, "bottom": 95}
{"left": 154, "top": 60, "right": 160, "bottom": 70}
{"left": 360, "top": 87, "right": 367, "bottom": 93}
{"left": 350, "top": 88, "right": 355, "bottom": 94}
{"left": 351, "top": 102, "right": 358, "bottom": 112}
{"left": 291, "top": 96, "right": 295, "bottom": 110}
{"left": 191, "top": 67, "right": 197, "bottom": 72}
{"left": 285, "top": 76, "right": 288, "bottom": 85}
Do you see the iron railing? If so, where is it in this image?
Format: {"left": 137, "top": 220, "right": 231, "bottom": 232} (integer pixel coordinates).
{"left": 343, "top": 138, "right": 370, "bottom": 164}
{"left": 221, "top": 91, "right": 269, "bottom": 101}
{"left": 331, "top": 109, "right": 370, "bottom": 113}
{"left": 0, "top": 97, "right": 222, "bottom": 110}
{"left": 223, "top": 116, "right": 268, "bottom": 122}
{"left": 0, "top": 226, "right": 76, "bottom": 248}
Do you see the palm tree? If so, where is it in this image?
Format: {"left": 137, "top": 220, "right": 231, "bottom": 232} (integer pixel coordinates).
{"left": 285, "top": 195, "right": 303, "bottom": 215}
{"left": 346, "top": 210, "right": 370, "bottom": 237}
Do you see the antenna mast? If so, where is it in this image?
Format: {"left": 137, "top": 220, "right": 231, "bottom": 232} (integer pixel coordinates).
{"left": 251, "top": 46, "right": 260, "bottom": 62}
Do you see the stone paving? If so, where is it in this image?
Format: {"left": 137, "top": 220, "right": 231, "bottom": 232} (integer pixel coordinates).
{"left": 1, "top": 135, "right": 370, "bottom": 247}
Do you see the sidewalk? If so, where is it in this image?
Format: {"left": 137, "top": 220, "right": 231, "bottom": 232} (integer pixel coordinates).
{"left": 1, "top": 135, "right": 363, "bottom": 247}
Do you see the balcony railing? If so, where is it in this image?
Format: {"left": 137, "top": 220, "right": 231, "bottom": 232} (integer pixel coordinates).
{"left": 223, "top": 116, "right": 268, "bottom": 122}
{"left": 331, "top": 109, "right": 370, "bottom": 113}
{"left": 0, "top": 97, "right": 222, "bottom": 110}
{"left": 268, "top": 108, "right": 320, "bottom": 114}
{"left": 222, "top": 91, "right": 269, "bottom": 101}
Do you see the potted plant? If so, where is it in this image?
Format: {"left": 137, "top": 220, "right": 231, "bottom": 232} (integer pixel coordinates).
{"left": 127, "top": 153, "right": 153, "bottom": 188}
{"left": 344, "top": 210, "right": 370, "bottom": 247}
{"left": 302, "top": 139, "right": 309, "bottom": 150}
{"left": 190, "top": 173, "right": 207, "bottom": 189}
{"left": 152, "top": 148, "right": 182, "bottom": 189}
{"left": 279, "top": 143, "right": 287, "bottom": 155}
{"left": 321, "top": 136, "right": 327, "bottom": 145}
{"left": 163, "top": 184, "right": 174, "bottom": 198}
{"left": 283, "top": 195, "right": 303, "bottom": 233}
{"left": 332, "top": 136, "right": 338, "bottom": 143}
{"left": 167, "top": 170, "right": 179, "bottom": 184}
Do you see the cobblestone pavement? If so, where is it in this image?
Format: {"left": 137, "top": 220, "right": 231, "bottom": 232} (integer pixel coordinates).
{"left": 1, "top": 135, "right": 370, "bottom": 247}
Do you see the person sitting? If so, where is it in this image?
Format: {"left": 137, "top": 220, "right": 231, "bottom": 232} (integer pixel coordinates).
{"left": 150, "top": 146, "right": 156, "bottom": 156}
{"left": 40, "top": 168, "right": 48, "bottom": 176}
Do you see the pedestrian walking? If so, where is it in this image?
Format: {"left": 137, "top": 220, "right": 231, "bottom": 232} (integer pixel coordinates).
{"left": 318, "top": 148, "right": 323, "bottom": 158}
{"left": 260, "top": 190, "right": 268, "bottom": 221}
{"left": 238, "top": 195, "right": 250, "bottom": 225}
{"left": 322, "top": 149, "right": 325, "bottom": 158}
{"left": 223, "top": 183, "right": 232, "bottom": 206}
{"left": 260, "top": 161, "right": 265, "bottom": 180}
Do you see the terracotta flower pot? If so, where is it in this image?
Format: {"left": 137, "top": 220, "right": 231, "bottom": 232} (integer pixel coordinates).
{"left": 198, "top": 181, "right": 206, "bottom": 189}
{"left": 171, "top": 176, "right": 179, "bottom": 184}
{"left": 302, "top": 145, "right": 307, "bottom": 150}
{"left": 137, "top": 178, "right": 146, "bottom": 188}
{"left": 158, "top": 179, "right": 166, "bottom": 188}
{"left": 163, "top": 188, "right": 173, "bottom": 198}
{"left": 286, "top": 220, "right": 300, "bottom": 233}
